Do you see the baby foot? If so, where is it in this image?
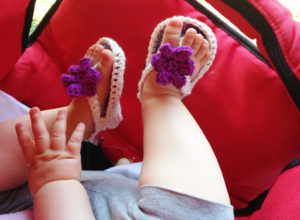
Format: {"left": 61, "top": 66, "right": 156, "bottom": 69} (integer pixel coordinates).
{"left": 88, "top": 44, "right": 114, "bottom": 117}
{"left": 67, "top": 44, "right": 114, "bottom": 139}
{"left": 141, "top": 18, "right": 211, "bottom": 101}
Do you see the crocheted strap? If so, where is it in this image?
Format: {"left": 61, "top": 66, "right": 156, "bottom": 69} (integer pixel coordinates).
{"left": 62, "top": 57, "right": 101, "bottom": 97}
{"left": 61, "top": 40, "right": 125, "bottom": 145}
{"left": 151, "top": 42, "right": 195, "bottom": 89}
{"left": 87, "top": 37, "right": 125, "bottom": 144}
{"left": 137, "top": 16, "right": 217, "bottom": 101}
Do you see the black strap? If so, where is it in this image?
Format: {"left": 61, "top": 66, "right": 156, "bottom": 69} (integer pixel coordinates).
{"left": 185, "top": 0, "right": 271, "bottom": 66}
{"left": 280, "top": 157, "right": 300, "bottom": 174}
{"left": 22, "top": 0, "right": 36, "bottom": 52}
{"left": 27, "top": 0, "right": 63, "bottom": 48}
{"left": 186, "top": 0, "right": 300, "bottom": 109}
{"left": 221, "top": 0, "right": 300, "bottom": 109}
{"left": 234, "top": 190, "right": 269, "bottom": 216}
{"left": 234, "top": 157, "right": 300, "bottom": 216}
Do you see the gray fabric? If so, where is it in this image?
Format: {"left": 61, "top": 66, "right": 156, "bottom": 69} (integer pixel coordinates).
{"left": 139, "top": 185, "right": 234, "bottom": 220}
{"left": 82, "top": 171, "right": 234, "bottom": 220}
{"left": 105, "top": 161, "right": 142, "bottom": 181}
{"left": 0, "top": 90, "right": 29, "bottom": 123}
{"left": 0, "top": 184, "right": 33, "bottom": 214}
{"left": 1, "top": 170, "right": 234, "bottom": 219}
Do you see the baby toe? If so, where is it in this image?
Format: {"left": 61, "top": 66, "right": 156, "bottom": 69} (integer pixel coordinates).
{"left": 182, "top": 28, "right": 197, "bottom": 47}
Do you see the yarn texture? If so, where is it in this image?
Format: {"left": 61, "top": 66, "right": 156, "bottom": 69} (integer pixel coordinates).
{"left": 137, "top": 16, "right": 217, "bottom": 101}
{"left": 151, "top": 43, "right": 194, "bottom": 89}
{"left": 87, "top": 37, "right": 126, "bottom": 143}
{"left": 62, "top": 57, "right": 101, "bottom": 97}
{"left": 62, "top": 38, "right": 125, "bottom": 144}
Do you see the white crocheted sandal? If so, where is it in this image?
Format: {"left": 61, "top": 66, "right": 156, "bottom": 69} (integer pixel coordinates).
{"left": 87, "top": 37, "right": 126, "bottom": 143}
{"left": 137, "top": 16, "right": 217, "bottom": 101}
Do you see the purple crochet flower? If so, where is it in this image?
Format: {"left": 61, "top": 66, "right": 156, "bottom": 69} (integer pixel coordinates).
{"left": 151, "top": 43, "right": 194, "bottom": 89}
{"left": 61, "top": 57, "right": 101, "bottom": 97}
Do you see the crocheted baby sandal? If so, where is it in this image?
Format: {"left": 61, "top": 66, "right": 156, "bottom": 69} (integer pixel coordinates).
{"left": 137, "top": 16, "right": 217, "bottom": 101}
{"left": 62, "top": 37, "right": 126, "bottom": 144}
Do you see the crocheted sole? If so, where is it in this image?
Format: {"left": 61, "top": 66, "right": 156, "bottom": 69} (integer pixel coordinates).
{"left": 88, "top": 37, "right": 126, "bottom": 144}
{"left": 137, "top": 16, "right": 217, "bottom": 101}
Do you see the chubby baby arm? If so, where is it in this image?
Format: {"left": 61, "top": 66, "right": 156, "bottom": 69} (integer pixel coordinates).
{"left": 15, "top": 107, "right": 95, "bottom": 220}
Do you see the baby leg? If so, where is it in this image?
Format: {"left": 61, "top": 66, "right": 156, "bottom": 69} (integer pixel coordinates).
{"left": 139, "top": 18, "right": 230, "bottom": 205}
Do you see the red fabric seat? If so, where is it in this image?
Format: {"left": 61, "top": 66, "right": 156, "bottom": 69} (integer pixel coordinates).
{"left": 0, "top": 0, "right": 299, "bottom": 212}
{"left": 236, "top": 163, "right": 300, "bottom": 219}
{"left": 0, "top": 0, "right": 30, "bottom": 80}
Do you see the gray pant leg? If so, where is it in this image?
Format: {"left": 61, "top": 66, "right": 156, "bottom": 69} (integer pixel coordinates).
{"left": 0, "top": 184, "right": 33, "bottom": 214}
{"left": 0, "top": 171, "right": 102, "bottom": 214}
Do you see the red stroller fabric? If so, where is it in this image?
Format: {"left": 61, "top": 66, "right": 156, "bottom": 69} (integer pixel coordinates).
{"left": 0, "top": 0, "right": 30, "bottom": 80}
{"left": 209, "top": 0, "right": 300, "bottom": 77}
{"left": 0, "top": 0, "right": 299, "bottom": 214}
{"left": 236, "top": 163, "right": 300, "bottom": 219}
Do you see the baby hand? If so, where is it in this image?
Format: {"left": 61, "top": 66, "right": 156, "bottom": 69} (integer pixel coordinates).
{"left": 15, "top": 107, "right": 85, "bottom": 196}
